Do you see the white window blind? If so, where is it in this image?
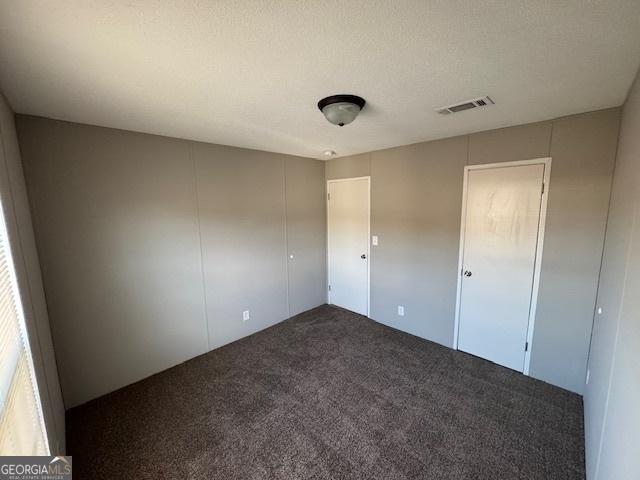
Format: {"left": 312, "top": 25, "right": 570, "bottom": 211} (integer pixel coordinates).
{"left": 0, "top": 198, "right": 48, "bottom": 456}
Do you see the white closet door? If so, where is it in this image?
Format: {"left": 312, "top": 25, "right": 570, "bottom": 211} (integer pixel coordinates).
{"left": 327, "top": 178, "right": 369, "bottom": 316}
{"left": 458, "top": 164, "right": 545, "bottom": 371}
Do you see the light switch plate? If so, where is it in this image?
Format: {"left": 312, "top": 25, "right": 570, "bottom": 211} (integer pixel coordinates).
{"left": 372, "top": 235, "right": 378, "bottom": 246}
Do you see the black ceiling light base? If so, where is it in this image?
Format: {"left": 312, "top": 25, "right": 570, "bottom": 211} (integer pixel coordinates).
{"left": 318, "top": 95, "right": 366, "bottom": 126}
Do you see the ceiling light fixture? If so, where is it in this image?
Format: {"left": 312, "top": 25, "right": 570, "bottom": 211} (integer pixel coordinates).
{"left": 323, "top": 150, "right": 337, "bottom": 157}
{"left": 318, "top": 95, "right": 366, "bottom": 126}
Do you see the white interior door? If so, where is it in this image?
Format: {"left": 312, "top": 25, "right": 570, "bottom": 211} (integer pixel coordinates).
{"left": 457, "top": 163, "right": 546, "bottom": 372}
{"left": 327, "top": 178, "right": 369, "bottom": 316}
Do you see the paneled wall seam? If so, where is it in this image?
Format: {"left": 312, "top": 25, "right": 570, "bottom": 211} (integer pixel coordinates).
{"left": 585, "top": 124, "right": 622, "bottom": 365}
{"left": 282, "top": 158, "right": 291, "bottom": 317}
{"left": 465, "top": 135, "right": 470, "bottom": 166}
{"left": 324, "top": 168, "right": 329, "bottom": 304}
{"left": 191, "top": 142, "right": 210, "bottom": 351}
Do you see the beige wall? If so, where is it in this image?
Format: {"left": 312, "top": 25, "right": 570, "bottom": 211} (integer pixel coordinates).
{"left": 17, "top": 106, "right": 621, "bottom": 409}
{"left": 584, "top": 71, "right": 640, "bottom": 480}
{"left": 17, "top": 116, "right": 326, "bottom": 408}
{"left": 285, "top": 157, "right": 327, "bottom": 315}
{"left": 325, "top": 152, "right": 371, "bottom": 180}
{"left": 531, "top": 111, "right": 619, "bottom": 392}
{"left": 194, "top": 142, "right": 289, "bottom": 349}
{"left": 370, "top": 137, "right": 467, "bottom": 346}
{"left": 326, "top": 108, "right": 620, "bottom": 394}
{"left": 0, "top": 96, "right": 65, "bottom": 452}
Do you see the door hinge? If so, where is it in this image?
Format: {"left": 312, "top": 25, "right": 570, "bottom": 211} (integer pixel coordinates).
{"left": 541, "top": 183, "right": 545, "bottom": 194}
{"left": 327, "top": 193, "right": 331, "bottom": 201}
{"left": 525, "top": 341, "right": 529, "bottom": 352}
{"left": 328, "top": 285, "right": 331, "bottom": 291}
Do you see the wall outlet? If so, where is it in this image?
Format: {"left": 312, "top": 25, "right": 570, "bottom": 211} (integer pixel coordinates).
{"left": 242, "top": 310, "right": 250, "bottom": 322}
{"left": 597, "top": 307, "right": 603, "bottom": 315}
{"left": 372, "top": 235, "right": 378, "bottom": 246}
{"left": 397, "top": 305, "right": 404, "bottom": 316}
{"left": 586, "top": 369, "right": 591, "bottom": 384}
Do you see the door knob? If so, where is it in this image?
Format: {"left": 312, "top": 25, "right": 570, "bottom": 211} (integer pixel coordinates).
{"left": 361, "top": 254, "right": 367, "bottom": 259}
{"left": 464, "top": 270, "right": 472, "bottom": 277}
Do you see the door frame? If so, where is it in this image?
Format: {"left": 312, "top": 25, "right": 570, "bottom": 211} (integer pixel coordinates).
{"left": 453, "top": 157, "right": 552, "bottom": 374}
{"left": 326, "top": 176, "right": 371, "bottom": 317}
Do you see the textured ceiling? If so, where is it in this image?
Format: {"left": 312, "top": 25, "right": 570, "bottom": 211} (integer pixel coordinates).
{"left": 1, "top": 1, "right": 639, "bottom": 159}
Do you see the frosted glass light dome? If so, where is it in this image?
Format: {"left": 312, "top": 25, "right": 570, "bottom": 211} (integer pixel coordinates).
{"left": 318, "top": 95, "right": 366, "bottom": 127}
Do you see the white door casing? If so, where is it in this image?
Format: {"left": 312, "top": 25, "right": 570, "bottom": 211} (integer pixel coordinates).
{"left": 327, "top": 177, "right": 370, "bottom": 316}
{"left": 454, "top": 158, "right": 551, "bottom": 373}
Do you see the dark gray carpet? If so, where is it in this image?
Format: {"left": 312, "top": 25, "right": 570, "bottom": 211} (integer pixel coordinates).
{"left": 67, "top": 305, "right": 585, "bottom": 479}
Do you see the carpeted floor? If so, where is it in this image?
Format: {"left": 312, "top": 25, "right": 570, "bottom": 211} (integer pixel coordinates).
{"left": 67, "top": 305, "right": 585, "bottom": 479}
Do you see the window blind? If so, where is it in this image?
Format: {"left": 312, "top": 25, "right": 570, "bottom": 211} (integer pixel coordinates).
{"left": 0, "top": 199, "right": 48, "bottom": 455}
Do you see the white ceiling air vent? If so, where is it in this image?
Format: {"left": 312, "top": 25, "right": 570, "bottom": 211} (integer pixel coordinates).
{"left": 436, "top": 96, "right": 494, "bottom": 115}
